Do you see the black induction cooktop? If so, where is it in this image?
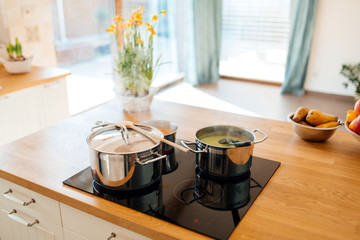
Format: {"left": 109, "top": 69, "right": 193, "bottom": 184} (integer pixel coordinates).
{"left": 63, "top": 140, "right": 280, "bottom": 240}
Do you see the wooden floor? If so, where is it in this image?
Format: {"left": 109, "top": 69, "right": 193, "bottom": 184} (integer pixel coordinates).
{"left": 156, "top": 79, "right": 354, "bottom": 123}
{"left": 67, "top": 75, "right": 355, "bottom": 125}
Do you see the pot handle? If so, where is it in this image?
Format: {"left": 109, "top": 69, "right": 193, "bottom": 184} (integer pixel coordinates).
{"left": 253, "top": 129, "right": 268, "bottom": 144}
{"left": 136, "top": 152, "right": 167, "bottom": 165}
{"left": 180, "top": 140, "right": 208, "bottom": 153}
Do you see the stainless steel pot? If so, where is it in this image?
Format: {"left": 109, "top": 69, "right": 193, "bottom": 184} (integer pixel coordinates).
{"left": 181, "top": 125, "right": 267, "bottom": 177}
{"left": 86, "top": 123, "right": 166, "bottom": 189}
{"left": 140, "top": 120, "right": 178, "bottom": 174}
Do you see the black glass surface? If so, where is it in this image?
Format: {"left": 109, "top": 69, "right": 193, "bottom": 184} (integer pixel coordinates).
{"left": 63, "top": 140, "right": 280, "bottom": 240}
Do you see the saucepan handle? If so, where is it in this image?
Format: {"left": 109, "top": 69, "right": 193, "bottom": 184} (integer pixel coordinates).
{"left": 253, "top": 129, "right": 268, "bottom": 144}
{"left": 136, "top": 152, "right": 167, "bottom": 165}
{"left": 180, "top": 140, "right": 207, "bottom": 153}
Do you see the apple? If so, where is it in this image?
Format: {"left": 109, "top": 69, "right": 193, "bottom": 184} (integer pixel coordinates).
{"left": 353, "top": 115, "right": 360, "bottom": 135}
{"left": 355, "top": 99, "right": 360, "bottom": 115}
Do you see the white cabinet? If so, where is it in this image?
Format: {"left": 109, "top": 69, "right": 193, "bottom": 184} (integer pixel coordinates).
{"left": 0, "top": 178, "right": 150, "bottom": 240}
{"left": 0, "top": 178, "right": 62, "bottom": 225}
{"left": 0, "top": 179, "right": 63, "bottom": 240}
{"left": 0, "top": 78, "right": 69, "bottom": 145}
{"left": 0, "top": 200, "right": 63, "bottom": 240}
{"left": 63, "top": 229, "right": 88, "bottom": 240}
{"left": 0, "top": 86, "right": 42, "bottom": 145}
{"left": 60, "top": 204, "right": 150, "bottom": 240}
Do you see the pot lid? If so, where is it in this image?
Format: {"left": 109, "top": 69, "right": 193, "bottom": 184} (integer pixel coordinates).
{"left": 88, "top": 124, "right": 163, "bottom": 154}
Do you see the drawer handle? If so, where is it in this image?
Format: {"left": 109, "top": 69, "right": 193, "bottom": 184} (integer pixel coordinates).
{"left": 23, "top": 198, "right": 36, "bottom": 206}
{"left": 3, "top": 188, "right": 36, "bottom": 206}
{"left": 8, "top": 209, "right": 40, "bottom": 227}
{"left": 107, "top": 232, "right": 116, "bottom": 240}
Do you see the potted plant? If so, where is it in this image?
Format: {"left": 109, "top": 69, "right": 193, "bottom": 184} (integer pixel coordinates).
{"left": 340, "top": 63, "right": 360, "bottom": 102}
{"left": 0, "top": 38, "right": 32, "bottom": 74}
{"left": 106, "top": 6, "right": 167, "bottom": 112}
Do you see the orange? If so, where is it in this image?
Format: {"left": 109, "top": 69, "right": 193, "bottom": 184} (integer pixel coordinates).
{"left": 346, "top": 110, "right": 358, "bottom": 123}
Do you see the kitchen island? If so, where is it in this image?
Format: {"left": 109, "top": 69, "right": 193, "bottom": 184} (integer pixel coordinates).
{"left": 0, "top": 99, "right": 359, "bottom": 239}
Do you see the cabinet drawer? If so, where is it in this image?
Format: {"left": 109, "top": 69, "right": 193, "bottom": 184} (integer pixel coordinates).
{"left": 0, "top": 178, "right": 62, "bottom": 226}
{"left": 0, "top": 199, "right": 64, "bottom": 240}
{"left": 60, "top": 203, "right": 150, "bottom": 240}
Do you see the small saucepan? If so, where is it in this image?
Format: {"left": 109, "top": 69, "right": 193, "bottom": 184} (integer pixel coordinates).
{"left": 181, "top": 125, "right": 267, "bottom": 178}
{"left": 140, "top": 120, "right": 179, "bottom": 174}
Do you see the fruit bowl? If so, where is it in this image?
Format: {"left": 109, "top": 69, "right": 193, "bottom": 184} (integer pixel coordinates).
{"left": 287, "top": 113, "right": 342, "bottom": 142}
{"left": 345, "top": 122, "right": 360, "bottom": 143}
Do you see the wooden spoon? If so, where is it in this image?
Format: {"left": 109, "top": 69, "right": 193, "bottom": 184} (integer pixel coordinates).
{"left": 116, "top": 121, "right": 189, "bottom": 153}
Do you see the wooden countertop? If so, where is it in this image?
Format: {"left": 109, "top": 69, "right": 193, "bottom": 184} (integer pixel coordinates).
{"left": 0, "top": 99, "right": 359, "bottom": 240}
{"left": 0, "top": 64, "right": 70, "bottom": 95}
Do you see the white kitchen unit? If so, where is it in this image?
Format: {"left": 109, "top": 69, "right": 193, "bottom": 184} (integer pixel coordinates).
{"left": 0, "top": 79, "right": 69, "bottom": 145}
{"left": 60, "top": 203, "right": 150, "bottom": 240}
{"left": 0, "top": 66, "right": 70, "bottom": 146}
{"left": 0, "top": 178, "right": 150, "bottom": 240}
{"left": 0, "top": 178, "right": 63, "bottom": 240}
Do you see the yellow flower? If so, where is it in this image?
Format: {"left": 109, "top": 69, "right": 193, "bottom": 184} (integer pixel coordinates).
{"left": 147, "top": 26, "right": 156, "bottom": 35}
{"left": 106, "top": 23, "right": 116, "bottom": 33}
{"left": 145, "top": 22, "right": 150, "bottom": 27}
{"left": 113, "top": 15, "right": 121, "bottom": 21}
{"left": 160, "top": 10, "right": 167, "bottom": 16}
{"left": 130, "top": 16, "right": 135, "bottom": 23}
{"left": 135, "top": 12, "right": 143, "bottom": 21}
{"left": 132, "top": 10, "right": 137, "bottom": 16}
{"left": 152, "top": 14, "right": 158, "bottom": 22}
{"left": 138, "top": 6, "right": 145, "bottom": 12}
{"left": 136, "top": 38, "right": 143, "bottom": 44}
{"left": 136, "top": 20, "right": 143, "bottom": 26}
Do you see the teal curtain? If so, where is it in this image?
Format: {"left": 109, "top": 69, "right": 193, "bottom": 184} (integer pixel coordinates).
{"left": 281, "top": 0, "right": 318, "bottom": 95}
{"left": 186, "top": 0, "right": 222, "bottom": 86}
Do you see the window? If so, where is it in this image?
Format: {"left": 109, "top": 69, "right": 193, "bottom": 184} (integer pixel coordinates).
{"left": 50, "top": 0, "right": 180, "bottom": 85}
{"left": 220, "top": 0, "right": 290, "bottom": 83}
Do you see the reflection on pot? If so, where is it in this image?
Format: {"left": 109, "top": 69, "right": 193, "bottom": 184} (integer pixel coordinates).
{"left": 93, "top": 179, "right": 164, "bottom": 216}
{"left": 194, "top": 168, "right": 251, "bottom": 211}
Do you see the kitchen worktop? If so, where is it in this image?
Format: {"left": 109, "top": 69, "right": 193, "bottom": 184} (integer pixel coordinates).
{"left": 0, "top": 99, "right": 359, "bottom": 239}
{"left": 0, "top": 64, "right": 70, "bottom": 95}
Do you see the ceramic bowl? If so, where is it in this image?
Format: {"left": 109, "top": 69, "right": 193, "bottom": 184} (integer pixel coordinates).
{"left": 287, "top": 113, "right": 341, "bottom": 142}
{"left": 344, "top": 122, "right": 360, "bottom": 143}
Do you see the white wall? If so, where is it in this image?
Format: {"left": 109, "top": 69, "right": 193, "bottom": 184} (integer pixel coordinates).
{"left": 0, "top": 0, "right": 10, "bottom": 43}
{"left": 305, "top": 0, "right": 360, "bottom": 96}
{"left": 0, "top": 0, "right": 57, "bottom": 67}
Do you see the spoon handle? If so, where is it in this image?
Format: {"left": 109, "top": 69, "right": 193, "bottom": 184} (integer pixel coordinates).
{"left": 117, "top": 121, "right": 190, "bottom": 153}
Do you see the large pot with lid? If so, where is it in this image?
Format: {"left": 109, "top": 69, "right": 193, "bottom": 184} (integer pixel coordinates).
{"left": 181, "top": 125, "right": 267, "bottom": 178}
{"left": 86, "top": 123, "right": 166, "bottom": 190}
